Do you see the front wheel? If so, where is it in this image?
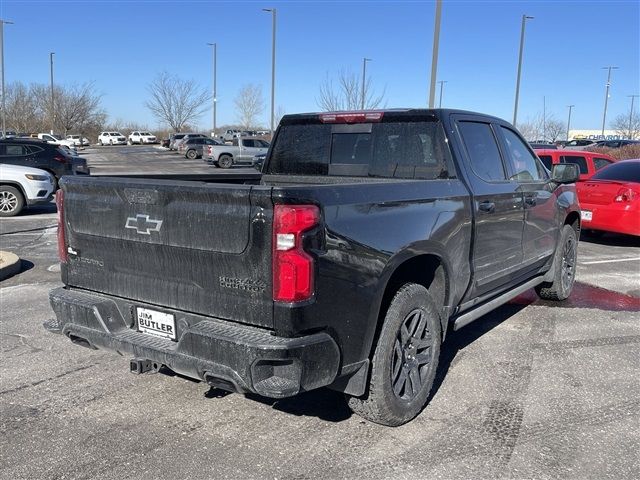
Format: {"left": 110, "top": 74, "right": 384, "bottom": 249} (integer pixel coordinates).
{"left": 0, "top": 186, "right": 25, "bottom": 217}
{"left": 347, "top": 283, "right": 441, "bottom": 426}
{"left": 218, "top": 154, "right": 233, "bottom": 169}
{"left": 536, "top": 224, "right": 578, "bottom": 301}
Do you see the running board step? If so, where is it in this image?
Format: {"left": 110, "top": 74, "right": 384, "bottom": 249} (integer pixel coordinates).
{"left": 452, "top": 276, "right": 544, "bottom": 331}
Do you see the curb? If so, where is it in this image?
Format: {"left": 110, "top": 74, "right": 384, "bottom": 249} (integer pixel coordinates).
{"left": 0, "top": 251, "right": 21, "bottom": 281}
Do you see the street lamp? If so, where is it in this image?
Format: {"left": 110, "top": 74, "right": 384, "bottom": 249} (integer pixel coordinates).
{"left": 600, "top": 66, "right": 619, "bottom": 136}
{"left": 361, "top": 57, "right": 371, "bottom": 110}
{"left": 512, "top": 14, "right": 534, "bottom": 126}
{"left": 207, "top": 42, "right": 217, "bottom": 136}
{"left": 437, "top": 80, "right": 447, "bottom": 108}
{"left": 566, "top": 105, "right": 574, "bottom": 141}
{"left": 628, "top": 95, "right": 639, "bottom": 139}
{"left": 427, "top": 0, "right": 442, "bottom": 108}
{"left": 0, "top": 19, "right": 14, "bottom": 139}
{"left": 262, "top": 8, "right": 276, "bottom": 137}
{"left": 50, "top": 52, "right": 55, "bottom": 134}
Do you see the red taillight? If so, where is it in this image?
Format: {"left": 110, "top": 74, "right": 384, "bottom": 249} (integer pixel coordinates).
{"left": 273, "top": 204, "right": 320, "bottom": 302}
{"left": 54, "top": 155, "right": 69, "bottom": 164}
{"left": 319, "top": 111, "right": 384, "bottom": 124}
{"left": 207, "top": 145, "right": 212, "bottom": 156}
{"left": 56, "top": 190, "right": 68, "bottom": 263}
{"left": 614, "top": 188, "right": 637, "bottom": 203}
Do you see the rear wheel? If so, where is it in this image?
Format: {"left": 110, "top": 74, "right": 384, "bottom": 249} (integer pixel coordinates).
{"left": 218, "top": 154, "right": 233, "bottom": 169}
{"left": 0, "top": 186, "right": 25, "bottom": 217}
{"left": 347, "top": 283, "right": 441, "bottom": 426}
{"left": 536, "top": 224, "right": 578, "bottom": 300}
{"left": 186, "top": 149, "right": 198, "bottom": 160}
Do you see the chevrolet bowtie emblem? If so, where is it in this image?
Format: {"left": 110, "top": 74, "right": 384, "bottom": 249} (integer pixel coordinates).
{"left": 125, "top": 214, "right": 163, "bottom": 235}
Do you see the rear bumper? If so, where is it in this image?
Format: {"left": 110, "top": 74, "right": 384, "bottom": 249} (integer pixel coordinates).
{"left": 45, "top": 287, "right": 340, "bottom": 398}
{"left": 581, "top": 204, "right": 640, "bottom": 236}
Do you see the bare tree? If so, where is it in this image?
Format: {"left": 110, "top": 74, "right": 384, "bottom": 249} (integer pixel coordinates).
{"left": 611, "top": 111, "right": 640, "bottom": 140}
{"left": 316, "top": 69, "right": 385, "bottom": 111}
{"left": 234, "top": 84, "right": 265, "bottom": 129}
{"left": 545, "top": 118, "right": 566, "bottom": 142}
{"left": 53, "top": 82, "right": 105, "bottom": 135}
{"left": 4, "top": 82, "right": 42, "bottom": 133}
{"left": 518, "top": 113, "right": 564, "bottom": 142}
{"left": 145, "top": 71, "right": 210, "bottom": 132}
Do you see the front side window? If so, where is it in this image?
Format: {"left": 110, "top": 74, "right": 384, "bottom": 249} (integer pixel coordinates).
{"left": 537, "top": 155, "right": 553, "bottom": 170}
{"left": 561, "top": 155, "right": 588, "bottom": 174}
{"left": 501, "top": 127, "right": 545, "bottom": 181}
{"left": 458, "top": 121, "right": 505, "bottom": 182}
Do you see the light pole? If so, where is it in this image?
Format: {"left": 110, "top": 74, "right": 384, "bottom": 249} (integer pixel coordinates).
{"left": 512, "top": 14, "right": 534, "bottom": 126}
{"left": 262, "top": 8, "right": 276, "bottom": 137}
{"left": 438, "top": 80, "right": 447, "bottom": 108}
{"left": 1, "top": 19, "right": 14, "bottom": 139}
{"left": 50, "top": 52, "right": 55, "bottom": 134}
{"left": 566, "top": 105, "right": 574, "bottom": 141}
{"left": 627, "top": 95, "right": 639, "bottom": 139}
{"left": 600, "top": 66, "right": 619, "bottom": 136}
{"left": 428, "top": 0, "right": 442, "bottom": 108}
{"left": 361, "top": 57, "right": 371, "bottom": 110}
{"left": 207, "top": 42, "right": 217, "bottom": 136}
{"left": 543, "top": 95, "right": 546, "bottom": 142}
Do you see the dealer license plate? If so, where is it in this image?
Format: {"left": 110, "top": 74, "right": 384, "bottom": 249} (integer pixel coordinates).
{"left": 137, "top": 307, "right": 176, "bottom": 340}
{"left": 581, "top": 210, "right": 593, "bottom": 222}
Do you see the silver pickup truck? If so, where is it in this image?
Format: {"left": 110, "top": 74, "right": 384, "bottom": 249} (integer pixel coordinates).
{"left": 206, "top": 136, "right": 270, "bottom": 168}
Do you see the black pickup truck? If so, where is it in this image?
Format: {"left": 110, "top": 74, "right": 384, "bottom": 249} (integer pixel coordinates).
{"left": 45, "top": 109, "right": 581, "bottom": 426}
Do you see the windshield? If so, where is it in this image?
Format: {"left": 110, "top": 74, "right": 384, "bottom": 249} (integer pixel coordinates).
{"left": 591, "top": 161, "right": 640, "bottom": 183}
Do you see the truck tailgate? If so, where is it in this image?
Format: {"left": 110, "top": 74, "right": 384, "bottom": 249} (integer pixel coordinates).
{"left": 61, "top": 176, "right": 274, "bottom": 328}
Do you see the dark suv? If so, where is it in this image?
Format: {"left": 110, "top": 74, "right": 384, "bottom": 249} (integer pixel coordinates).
{"left": 0, "top": 138, "right": 89, "bottom": 187}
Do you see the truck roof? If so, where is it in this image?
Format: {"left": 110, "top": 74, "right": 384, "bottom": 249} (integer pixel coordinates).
{"left": 280, "top": 108, "right": 509, "bottom": 126}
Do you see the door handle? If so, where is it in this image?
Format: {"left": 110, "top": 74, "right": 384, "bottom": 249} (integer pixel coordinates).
{"left": 478, "top": 201, "right": 495, "bottom": 213}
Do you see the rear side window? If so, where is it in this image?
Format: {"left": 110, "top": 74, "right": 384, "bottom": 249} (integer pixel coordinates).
{"left": 561, "top": 155, "right": 588, "bottom": 174}
{"left": 267, "top": 119, "right": 453, "bottom": 179}
{"left": 458, "top": 121, "right": 505, "bottom": 182}
{"left": 594, "top": 157, "right": 613, "bottom": 171}
{"left": 4, "top": 145, "right": 28, "bottom": 156}
{"left": 591, "top": 161, "right": 640, "bottom": 183}
{"left": 538, "top": 155, "right": 552, "bottom": 170}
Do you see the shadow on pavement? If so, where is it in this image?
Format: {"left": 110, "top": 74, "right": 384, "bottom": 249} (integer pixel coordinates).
{"left": 580, "top": 231, "right": 640, "bottom": 247}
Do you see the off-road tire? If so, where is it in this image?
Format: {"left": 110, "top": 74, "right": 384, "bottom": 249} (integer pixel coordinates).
{"left": 0, "top": 186, "right": 25, "bottom": 217}
{"left": 535, "top": 224, "right": 578, "bottom": 300}
{"left": 347, "top": 283, "right": 441, "bottom": 426}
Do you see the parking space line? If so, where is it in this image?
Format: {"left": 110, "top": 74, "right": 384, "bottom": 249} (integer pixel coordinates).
{"left": 582, "top": 257, "right": 640, "bottom": 265}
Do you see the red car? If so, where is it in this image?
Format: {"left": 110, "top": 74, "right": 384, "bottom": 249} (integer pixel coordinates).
{"left": 535, "top": 149, "right": 616, "bottom": 181}
{"left": 576, "top": 159, "right": 640, "bottom": 236}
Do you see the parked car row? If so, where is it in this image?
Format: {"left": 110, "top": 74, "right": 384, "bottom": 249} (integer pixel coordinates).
{"left": 0, "top": 137, "right": 90, "bottom": 216}
{"left": 532, "top": 146, "right": 639, "bottom": 236}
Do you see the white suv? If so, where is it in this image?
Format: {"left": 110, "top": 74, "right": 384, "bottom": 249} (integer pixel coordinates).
{"left": 66, "top": 135, "right": 91, "bottom": 146}
{"left": 0, "top": 164, "right": 55, "bottom": 217}
{"left": 37, "top": 133, "right": 78, "bottom": 155}
{"left": 128, "top": 131, "right": 157, "bottom": 145}
{"left": 98, "top": 132, "right": 127, "bottom": 145}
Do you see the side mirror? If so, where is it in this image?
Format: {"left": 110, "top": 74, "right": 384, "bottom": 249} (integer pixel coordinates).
{"left": 551, "top": 163, "right": 579, "bottom": 184}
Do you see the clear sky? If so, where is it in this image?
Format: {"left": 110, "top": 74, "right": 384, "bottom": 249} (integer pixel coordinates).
{"left": 2, "top": 0, "right": 639, "bottom": 131}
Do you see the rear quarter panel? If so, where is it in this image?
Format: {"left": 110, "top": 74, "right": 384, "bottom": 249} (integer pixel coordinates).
{"left": 271, "top": 179, "right": 472, "bottom": 370}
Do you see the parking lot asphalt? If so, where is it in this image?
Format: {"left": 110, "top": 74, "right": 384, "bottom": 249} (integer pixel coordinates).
{"left": 1, "top": 146, "right": 639, "bottom": 480}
